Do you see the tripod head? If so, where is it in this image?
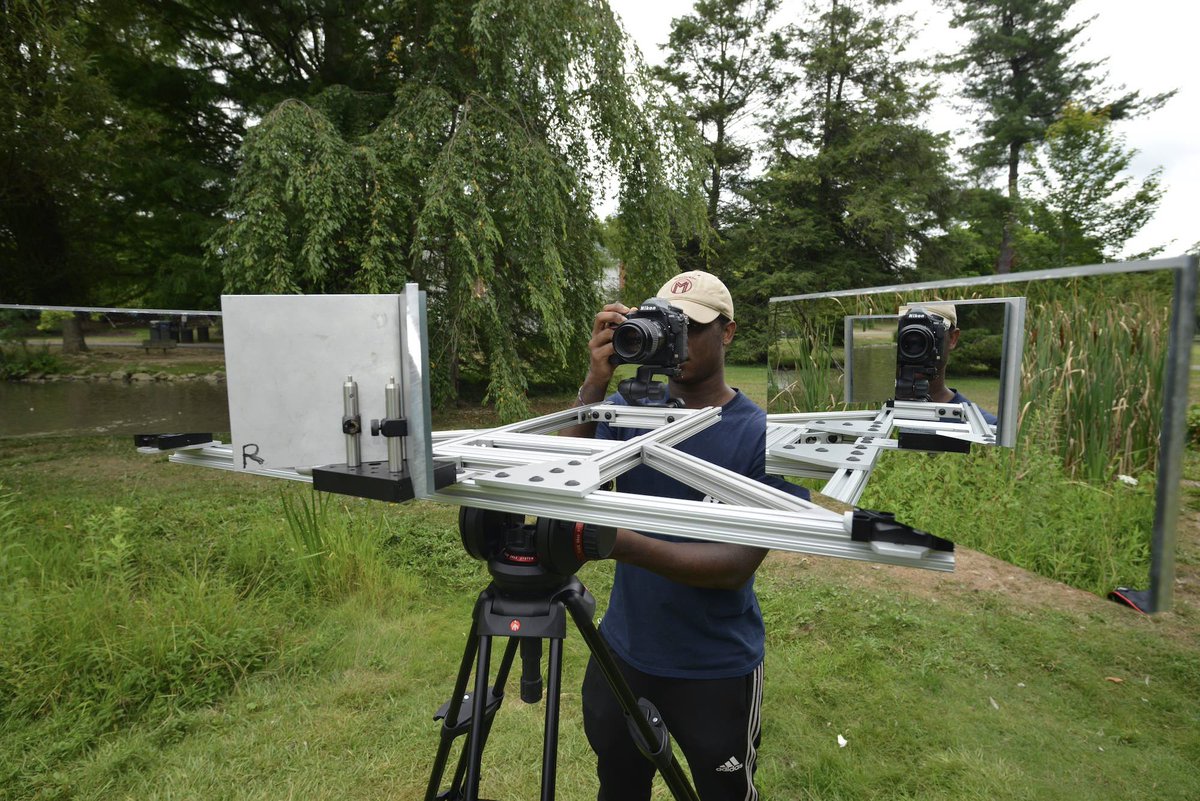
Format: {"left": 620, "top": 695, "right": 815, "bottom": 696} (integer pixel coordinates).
{"left": 457, "top": 507, "right": 616, "bottom": 704}
{"left": 617, "top": 365, "right": 686, "bottom": 408}
{"left": 458, "top": 507, "right": 616, "bottom": 593}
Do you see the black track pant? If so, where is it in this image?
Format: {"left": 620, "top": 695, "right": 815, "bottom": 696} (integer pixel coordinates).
{"left": 581, "top": 652, "right": 763, "bottom": 801}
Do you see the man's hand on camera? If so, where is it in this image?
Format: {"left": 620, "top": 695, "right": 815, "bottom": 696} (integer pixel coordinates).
{"left": 579, "top": 302, "right": 630, "bottom": 404}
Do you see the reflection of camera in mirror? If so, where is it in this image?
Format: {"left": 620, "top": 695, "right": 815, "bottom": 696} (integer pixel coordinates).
{"left": 895, "top": 309, "right": 950, "bottom": 402}
{"left": 610, "top": 297, "right": 689, "bottom": 371}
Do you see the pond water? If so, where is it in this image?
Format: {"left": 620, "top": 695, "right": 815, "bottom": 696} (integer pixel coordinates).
{"left": 0, "top": 381, "right": 230, "bottom": 439}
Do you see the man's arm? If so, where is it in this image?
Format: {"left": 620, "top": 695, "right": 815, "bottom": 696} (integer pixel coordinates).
{"left": 610, "top": 528, "right": 767, "bottom": 590}
{"left": 560, "top": 302, "right": 630, "bottom": 439}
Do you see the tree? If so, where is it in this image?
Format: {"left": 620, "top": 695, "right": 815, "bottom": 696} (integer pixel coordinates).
{"left": 82, "top": 2, "right": 244, "bottom": 308}
{"left": 1023, "top": 103, "right": 1163, "bottom": 266}
{"left": 0, "top": 0, "right": 155, "bottom": 351}
{"left": 725, "top": 0, "right": 955, "bottom": 360}
{"left": 211, "top": 0, "right": 708, "bottom": 420}
{"left": 1, "top": 0, "right": 243, "bottom": 353}
{"left": 940, "top": 0, "right": 1170, "bottom": 273}
{"left": 654, "top": 0, "right": 784, "bottom": 232}
{"left": 914, "top": 188, "right": 1010, "bottom": 279}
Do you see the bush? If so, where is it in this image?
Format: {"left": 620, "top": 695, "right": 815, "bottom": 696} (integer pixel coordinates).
{"left": 0, "top": 343, "right": 63, "bottom": 379}
{"left": 1188, "top": 404, "right": 1200, "bottom": 448}
{"left": 953, "top": 329, "right": 1003, "bottom": 375}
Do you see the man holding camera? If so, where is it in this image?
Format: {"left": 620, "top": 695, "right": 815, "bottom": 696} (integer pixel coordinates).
{"left": 564, "top": 270, "right": 807, "bottom": 801}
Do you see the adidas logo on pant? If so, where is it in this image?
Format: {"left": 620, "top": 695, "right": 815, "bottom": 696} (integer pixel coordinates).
{"left": 716, "top": 756, "right": 744, "bottom": 773}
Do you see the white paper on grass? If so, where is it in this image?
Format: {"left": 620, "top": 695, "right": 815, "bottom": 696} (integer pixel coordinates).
{"left": 222, "top": 294, "right": 406, "bottom": 473}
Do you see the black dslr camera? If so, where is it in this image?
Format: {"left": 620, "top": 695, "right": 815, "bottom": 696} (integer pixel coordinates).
{"left": 894, "top": 308, "right": 950, "bottom": 402}
{"left": 608, "top": 298, "right": 689, "bottom": 407}
{"left": 610, "top": 298, "right": 689, "bottom": 370}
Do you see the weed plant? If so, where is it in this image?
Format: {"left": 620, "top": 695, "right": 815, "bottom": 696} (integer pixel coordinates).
{"left": 281, "top": 490, "right": 391, "bottom": 601}
{"left": 768, "top": 303, "right": 849, "bottom": 412}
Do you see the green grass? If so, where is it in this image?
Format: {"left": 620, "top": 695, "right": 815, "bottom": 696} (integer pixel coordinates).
{"left": 1, "top": 432, "right": 1198, "bottom": 800}
{"left": 91, "top": 360, "right": 226, "bottom": 377}
{"left": 859, "top": 442, "right": 1155, "bottom": 596}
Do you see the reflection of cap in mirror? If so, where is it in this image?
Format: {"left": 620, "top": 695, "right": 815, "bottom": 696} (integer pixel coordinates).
{"left": 899, "top": 301, "right": 957, "bottom": 328}
{"left": 657, "top": 271, "right": 735, "bottom": 324}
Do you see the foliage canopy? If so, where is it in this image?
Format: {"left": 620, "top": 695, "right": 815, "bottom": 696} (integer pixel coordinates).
{"left": 210, "top": 0, "right": 708, "bottom": 418}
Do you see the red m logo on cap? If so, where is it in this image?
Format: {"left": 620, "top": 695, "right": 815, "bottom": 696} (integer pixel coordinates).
{"left": 671, "top": 279, "right": 692, "bottom": 294}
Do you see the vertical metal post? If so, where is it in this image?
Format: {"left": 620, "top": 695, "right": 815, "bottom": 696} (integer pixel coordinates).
{"left": 1150, "top": 256, "right": 1199, "bottom": 612}
{"left": 400, "top": 285, "right": 435, "bottom": 498}
{"left": 385, "top": 376, "right": 404, "bottom": 474}
{"left": 997, "top": 297, "right": 1026, "bottom": 447}
{"left": 343, "top": 376, "right": 361, "bottom": 468}
{"left": 843, "top": 315, "right": 855, "bottom": 404}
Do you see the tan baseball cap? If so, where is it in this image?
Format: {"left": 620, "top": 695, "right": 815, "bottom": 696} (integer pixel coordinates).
{"left": 656, "top": 270, "right": 734, "bottom": 324}
{"left": 900, "top": 302, "right": 957, "bottom": 328}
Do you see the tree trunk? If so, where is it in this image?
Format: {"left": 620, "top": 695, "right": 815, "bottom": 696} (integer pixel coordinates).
{"left": 995, "top": 140, "right": 1022, "bottom": 274}
{"left": 61, "top": 311, "right": 89, "bottom": 354}
{"left": 709, "top": 116, "right": 724, "bottom": 229}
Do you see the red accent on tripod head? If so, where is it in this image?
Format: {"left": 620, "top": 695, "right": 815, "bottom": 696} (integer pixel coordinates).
{"left": 573, "top": 522, "right": 586, "bottom": 563}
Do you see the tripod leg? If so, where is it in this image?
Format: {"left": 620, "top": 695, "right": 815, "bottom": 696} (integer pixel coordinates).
{"left": 445, "top": 637, "right": 520, "bottom": 800}
{"left": 426, "top": 598, "right": 521, "bottom": 801}
{"left": 425, "top": 602, "right": 483, "bottom": 801}
{"left": 463, "top": 632, "right": 494, "bottom": 801}
{"left": 539, "top": 637, "right": 563, "bottom": 801}
{"left": 561, "top": 590, "right": 701, "bottom": 801}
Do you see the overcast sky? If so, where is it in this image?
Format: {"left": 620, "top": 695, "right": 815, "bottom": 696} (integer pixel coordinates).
{"left": 607, "top": 0, "right": 1197, "bottom": 259}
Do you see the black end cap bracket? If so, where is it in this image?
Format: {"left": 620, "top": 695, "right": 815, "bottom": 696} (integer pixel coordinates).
{"left": 851, "top": 509, "right": 954, "bottom": 553}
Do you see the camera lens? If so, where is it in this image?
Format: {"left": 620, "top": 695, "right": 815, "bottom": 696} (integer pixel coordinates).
{"left": 898, "top": 325, "right": 933, "bottom": 361}
{"left": 613, "top": 319, "right": 663, "bottom": 362}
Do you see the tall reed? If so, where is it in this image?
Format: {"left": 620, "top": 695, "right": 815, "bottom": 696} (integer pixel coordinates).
{"left": 768, "top": 300, "right": 847, "bottom": 412}
{"left": 1019, "top": 285, "right": 1168, "bottom": 481}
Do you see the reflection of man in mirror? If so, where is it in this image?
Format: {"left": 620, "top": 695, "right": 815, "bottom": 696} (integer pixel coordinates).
{"left": 899, "top": 302, "right": 999, "bottom": 426}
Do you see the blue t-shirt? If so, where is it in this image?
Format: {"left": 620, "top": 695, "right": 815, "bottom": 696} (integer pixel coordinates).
{"left": 595, "top": 390, "right": 809, "bottom": 679}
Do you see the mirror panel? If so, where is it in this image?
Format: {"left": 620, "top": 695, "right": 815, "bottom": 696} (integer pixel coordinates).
{"left": 767, "top": 257, "right": 1197, "bottom": 611}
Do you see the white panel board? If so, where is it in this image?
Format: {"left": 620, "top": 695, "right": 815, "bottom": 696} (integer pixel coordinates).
{"left": 222, "top": 294, "right": 406, "bottom": 474}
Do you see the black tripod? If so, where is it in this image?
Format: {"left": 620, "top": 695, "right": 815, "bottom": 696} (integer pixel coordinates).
{"left": 425, "top": 509, "right": 699, "bottom": 801}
